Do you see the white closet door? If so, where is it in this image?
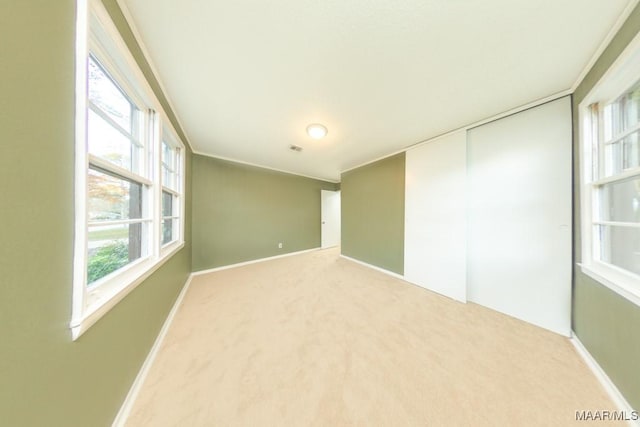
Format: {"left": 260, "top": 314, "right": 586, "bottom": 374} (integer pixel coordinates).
{"left": 405, "top": 131, "right": 466, "bottom": 302}
{"left": 321, "top": 190, "right": 341, "bottom": 248}
{"left": 466, "top": 97, "right": 572, "bottom": 336}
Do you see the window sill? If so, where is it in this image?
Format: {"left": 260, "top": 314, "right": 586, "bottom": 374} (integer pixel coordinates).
{"left": 578, "top": 262, "right": 640, "bottom": 307}
{"left": 70, "top": 240, "right": 185, "bottom": 340}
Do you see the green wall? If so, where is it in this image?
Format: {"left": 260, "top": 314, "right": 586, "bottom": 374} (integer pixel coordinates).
{"left": 572, "top": 3, "right": 640, "bottom": 410}
{"left": 192, "top": 155, "right": 338, "bottom": 271}
{"left": 341, "top": 153, "right": 405, "bottom": 275}
{"left": 0, "top": 1, "right": 192, "bottom": 425}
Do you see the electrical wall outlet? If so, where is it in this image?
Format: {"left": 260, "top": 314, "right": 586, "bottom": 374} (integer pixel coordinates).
{"left": 278, "top": 243, "right": 283, "bottom": 249}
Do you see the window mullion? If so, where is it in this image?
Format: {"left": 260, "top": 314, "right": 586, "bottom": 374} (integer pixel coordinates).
{"left": 88, "top": 154, "right": 151, "bottom": 186}
{"left": 592, "top": 166, "right": 640, "bottom": 186}
{"left": 161, "top": 161, "right": 175, "bottom": 173}
{"left": 88, "top": 218, "right": 152, "bottom": 227}
{"left": 597, "top": 105, "right": 607, "bottom": 179}
{"left": 161, "top": 186, "right": 180, "bottom": 197}
{"left": 593, "top": 220, "right": 640, "bottom": 228}
{"left": 151, "top": 112, "right": 162, "bottom": 258}
{"left": 603, "top": 122, "right": 640, "bottom": 145}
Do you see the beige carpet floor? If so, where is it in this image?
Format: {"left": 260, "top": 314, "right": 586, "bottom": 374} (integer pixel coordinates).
{"left": 126, "top": 248, "right": 620, "bottom": 426}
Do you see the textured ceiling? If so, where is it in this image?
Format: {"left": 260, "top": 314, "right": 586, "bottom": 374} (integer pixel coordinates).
{"left": 122, "top": 0, "right": 635, "bottom": 181}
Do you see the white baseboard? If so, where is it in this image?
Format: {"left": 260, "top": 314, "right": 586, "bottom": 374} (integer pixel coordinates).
{"left": 112, "top": 273, "right": 194, "bottom": 427}
{"left": 192, "top": 248, "right": 321, "bottom": 276}
{"left": 339, "top": 254, "right": 405, "bottom": 280}
{"left": 570, "top": 334, "right": 639, "bottom": 426}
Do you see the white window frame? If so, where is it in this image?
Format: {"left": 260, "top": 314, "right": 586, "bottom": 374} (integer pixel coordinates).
{"left": 579, "top": 30, "right": 640, "bottom": 308}
{"left": 71, "top": 0, "right": 185, "bottom": 339}
{"left": 160, "top": 128, "right": 185, "bottom": 251}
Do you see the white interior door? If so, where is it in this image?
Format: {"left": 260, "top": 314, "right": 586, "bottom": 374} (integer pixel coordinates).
{"left": 321, "top": 190, "right": 341, "bottom": 248}
{"left": 466, "top": 97, "right": 572, "bottom": 336}
{"left": 404, "top": 131, "right": 467, "bottom": 302}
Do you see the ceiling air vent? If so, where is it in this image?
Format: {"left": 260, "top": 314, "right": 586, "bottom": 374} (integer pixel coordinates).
{"left": 289, "top": 144, "right": 303, "bottom": 152}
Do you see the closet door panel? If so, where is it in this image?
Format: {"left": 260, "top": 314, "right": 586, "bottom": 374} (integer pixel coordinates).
{"left": 466, "top": 97, "right": 572, "bottom": 336}
{"left": 405, "top": 131, "right": 466, "bottom": 302}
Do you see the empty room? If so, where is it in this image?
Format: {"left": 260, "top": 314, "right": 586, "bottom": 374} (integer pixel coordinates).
{"left": 3, "top": 0, "right": 640, "bottom": 425}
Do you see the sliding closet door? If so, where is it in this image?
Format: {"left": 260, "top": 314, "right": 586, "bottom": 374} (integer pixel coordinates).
{"left": 405, "top": 131, "right": 466, "bottom": 302}
{"left": 466, "top": 97, "right": 572, "bottom": 336}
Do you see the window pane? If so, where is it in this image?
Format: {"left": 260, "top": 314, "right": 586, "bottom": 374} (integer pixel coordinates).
{"left": 87, "top": 222, "right": 146, "bottom": 284}
{"left": 605, "top": 141, "right": 622, "bottom": 176}
{"left": 623, "top": 131, "right": 640, "bottom": 170}
{"left": 613, "top": 102, "right": 624, "bottom": 137}
{"left": 604, "top": 81, "right": 640, "bottom": 142}
{"left": 88, "top": 109, "right": 141, "bottom": 173}
{"left": 162, "top": 141, "right": 179, "bottom": 191}
{"left": 599, "top": 176, "right": 640, "bottom": 223}
{"left": 604, "top": 104, "right": 613, "bottom": 141}
{"left": 88, "top": 168, "right": 142, "bottom": 221}
{"left": 604, "top": 103, "right": 622, "bottom": 141}
{"left": 162, "top": 141, "right": 174, "bottom": 167}
{"left": 597, "top": 224, "right": 640, "bottom": 276}
{"left": 162, "top": 191, "right": 173, "bottom": 217}
{"left": 162, "top": 166, "right": 175, "bottom": 190}
{"left": 162, "top": 219, "right": 174, "bottom": 245}
{"left": 622, "top": 82, "right": 640, "bottom": 131}
{"left": 88, "top": 56, "right": 134, "bottom": 133}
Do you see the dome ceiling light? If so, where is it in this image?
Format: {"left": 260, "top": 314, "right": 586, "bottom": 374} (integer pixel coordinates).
{"left": 306, "top": 123, "right": 328, "bottom": 139}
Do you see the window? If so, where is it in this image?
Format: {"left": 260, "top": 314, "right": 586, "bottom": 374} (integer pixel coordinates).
{"left": 161, "top": 136, "right": 183, "bottom": 247}
{"left": 580, "top": 32, "right": 640, "bottom": 306}
{"left": 71, "top": 0, "right": 186, "bottom": 339}
{"left": 86, "top": 55, "right": 151, "bottom": 286}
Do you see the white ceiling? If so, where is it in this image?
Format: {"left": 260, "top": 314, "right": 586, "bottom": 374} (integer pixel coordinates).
{"left": 121, "top": 0, "right": 635, "bottom": 182}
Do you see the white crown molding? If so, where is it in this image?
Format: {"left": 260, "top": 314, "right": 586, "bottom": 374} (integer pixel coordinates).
{"left": 341, "top": 90, "right": 572, "bottom": 175}
{"left": 191, "top": 149, "right": 340, "bottom": 184}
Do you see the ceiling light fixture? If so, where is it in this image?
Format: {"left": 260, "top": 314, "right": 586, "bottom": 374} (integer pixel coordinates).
{"left": 306, "top": 123, "right": 328, "bottom": 139}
